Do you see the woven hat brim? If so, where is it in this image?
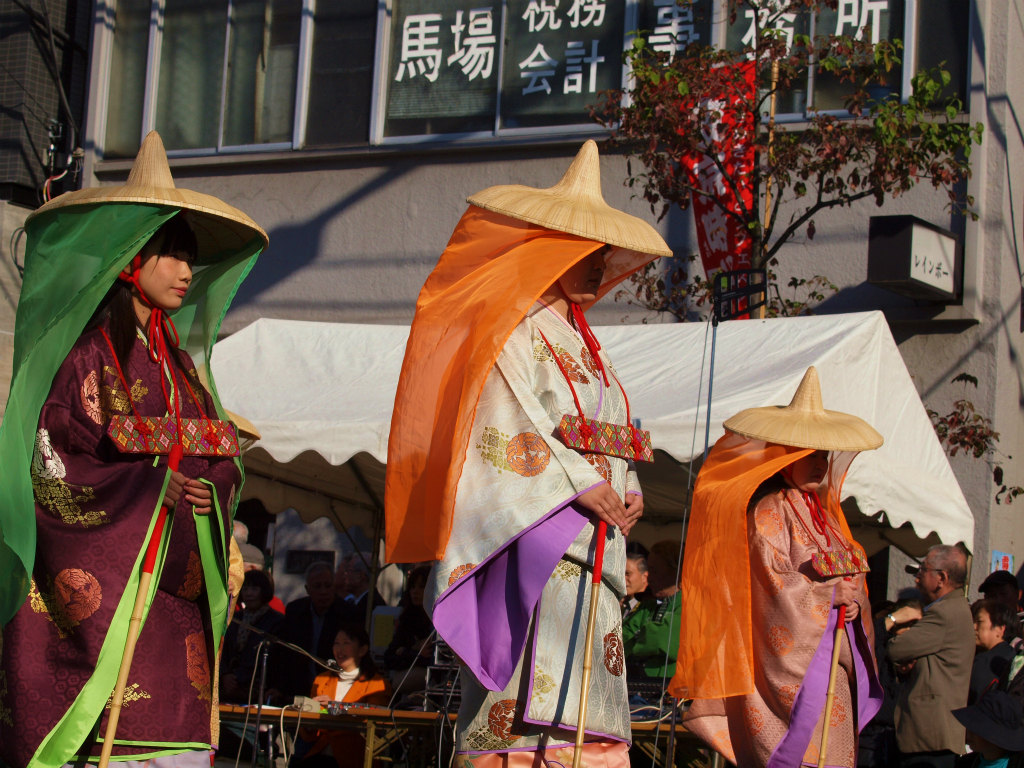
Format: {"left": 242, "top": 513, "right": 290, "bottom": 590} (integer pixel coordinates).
{"left": 724, "top": 406, "right": 884, "bottom": 452}
{"left": 467, "top": 185, "right": 672, "bottom": 258}
{"left": 30, "top": 186, "right": 268, "bottom": 259}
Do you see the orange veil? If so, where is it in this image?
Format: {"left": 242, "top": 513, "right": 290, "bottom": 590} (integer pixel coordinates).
{"left": 384, "top": 206, "right": 656, "bottom": 563}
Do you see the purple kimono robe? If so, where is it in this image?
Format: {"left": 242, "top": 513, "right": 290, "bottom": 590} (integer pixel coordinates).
{"left": 0, "top": 321, "right": 239, "bottom": 767}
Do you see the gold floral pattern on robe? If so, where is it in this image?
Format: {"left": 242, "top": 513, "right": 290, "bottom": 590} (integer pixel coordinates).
{"left": 31, "top": 429, "right": 107, "bottom": 527}
{"left": 185, "top": 631, "right": 212, "bottom": 702}
{"left": 105, "top": 683, "right": 152, "bottom": 710}
{"left": 100, "top": 365, "right": 148, "bottom": 417}
{"left": 177, "top": 552, "right": 204, "bottom": 601}
{"left": 29, "top": 571, "right": 102, "bottom": 638}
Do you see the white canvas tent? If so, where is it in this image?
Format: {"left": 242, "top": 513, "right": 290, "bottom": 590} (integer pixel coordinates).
{"left": 210, "top": 311, "right": 973, "bottom": 559}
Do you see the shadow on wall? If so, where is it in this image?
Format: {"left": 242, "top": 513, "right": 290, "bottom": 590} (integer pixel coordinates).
{"left": 229, "top": 164, "right": 412, "bottom": 315}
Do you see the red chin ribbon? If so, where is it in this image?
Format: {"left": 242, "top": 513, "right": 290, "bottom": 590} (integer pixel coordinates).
{"left": 119, "top": 258, "right": 209, "bottom": 470}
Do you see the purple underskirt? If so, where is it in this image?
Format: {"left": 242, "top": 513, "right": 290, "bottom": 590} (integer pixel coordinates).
{"left": 430, "top": 488, "right": 596, "bottom": 691}
{"left": 767, "top": 601, "right": 883, "bottom": 768}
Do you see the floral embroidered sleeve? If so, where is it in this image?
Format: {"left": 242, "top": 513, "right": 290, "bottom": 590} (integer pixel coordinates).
{"left": 33, "top": 337, "right": 167, "bottom": 527}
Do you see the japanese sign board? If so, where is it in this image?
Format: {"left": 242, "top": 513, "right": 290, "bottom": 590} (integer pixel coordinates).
{"left": 385, "top": 0, "right": 628, "bottom": 136}
{"left": 724, "top": 0, "right": 900, "bottom": 114}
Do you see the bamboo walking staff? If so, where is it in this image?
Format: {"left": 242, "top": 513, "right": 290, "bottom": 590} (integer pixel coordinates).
{"left": 572, "top": 519, "right": 608, "bottom": 768}
{"left": 817, "top": 603, "right": 847, "bottom": 768}
{"left": 98, "top": 444, "right": 182, "bottom": 768}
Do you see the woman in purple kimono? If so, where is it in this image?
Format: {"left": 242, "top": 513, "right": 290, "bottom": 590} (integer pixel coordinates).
{"left": 0, "top": 132, "right": 266, "bottom": 768}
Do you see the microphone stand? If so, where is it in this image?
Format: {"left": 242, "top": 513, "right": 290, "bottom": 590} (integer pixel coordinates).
{"left": 230, "top": 616, "right": 339, "bottom": 768}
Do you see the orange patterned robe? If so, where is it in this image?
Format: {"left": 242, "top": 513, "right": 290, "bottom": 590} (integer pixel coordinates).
{"left": 684, "top": 488, "right": 880, "bottom": 767}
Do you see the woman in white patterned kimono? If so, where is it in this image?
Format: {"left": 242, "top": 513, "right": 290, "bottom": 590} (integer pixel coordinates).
{"left": 385, "top": 141, "right": 672, "bottom": 767}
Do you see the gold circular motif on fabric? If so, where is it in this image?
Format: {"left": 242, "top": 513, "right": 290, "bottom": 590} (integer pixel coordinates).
{"left": 505, "top": 432, "right": 550, "bottom": 477}
{"left": 743, "top": 704, "right": 765, "bottom": 736}
{"left": 603, "top": 630, "right": 624, "bottom": 676}
{"left": 486, "top": 699, "right": 520, "bottom": 741}
{"left": 778, "top": 683, "right": 800, "bottom": 710}
{"left": 54, "top": 568, "right": 102, "bottom": 623}
{"left": 448, "top": 563, "right": 475, "bottom": 587}
{"left": 766, "top": 625, "right": 794, "bottom": 656}
{"left": 81, "top": 370, "right": 103, "bottom": 425}
{"left": 584, "top": 453, "right": 613, "bottom": 484}
{"left": 755, "top": 506, "right": 783, "bottom": 539}
{"left": 829, "top": 696, "right": 847, "bottom": 727}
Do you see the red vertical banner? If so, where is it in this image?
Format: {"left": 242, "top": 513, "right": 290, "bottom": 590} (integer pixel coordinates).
{"left": 679, "top": 61, "right": 757, "bottom": 279}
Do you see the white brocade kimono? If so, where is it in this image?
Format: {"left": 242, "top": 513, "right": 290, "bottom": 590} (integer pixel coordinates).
{"left": 427, "top": 302, "right": 640, "bottom": 754}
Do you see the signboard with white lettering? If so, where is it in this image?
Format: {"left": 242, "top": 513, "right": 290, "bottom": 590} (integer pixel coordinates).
{"left": 867, "top": 215, "right": 960, "bottom": 302}
{"left": 381, "top": 0, "right": 713, "bottom": 139}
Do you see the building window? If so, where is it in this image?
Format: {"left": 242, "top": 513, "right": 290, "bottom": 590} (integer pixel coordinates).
{"left": 104, "top": 0, "right": 303, "bottom": 156}
{"left": 99, "top": 0, "right": 968, "bottom": 155}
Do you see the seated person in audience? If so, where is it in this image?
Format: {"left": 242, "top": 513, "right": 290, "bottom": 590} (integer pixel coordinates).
{"left": 338, "top": 552, "right": 386, "bottom": 627}
{"left": 272, "top": 560, "right": 355, "bottom": 702}
{"left": 622, "top": 548, "right": 650, "bottom": 618}
{"left": 294, "top": 626, "right": 392, "bottom": 768}
{"left": 622, "top": 540, "right": 681, "bottom": 691}
{"left": 220, "top": 570, "right": 286, "bottom": 703}
{"left": 383, "top": 566, "right": 434, "bottom": 699}
{"left": 970, "top": 599, "right": 1020, "bottom": 703}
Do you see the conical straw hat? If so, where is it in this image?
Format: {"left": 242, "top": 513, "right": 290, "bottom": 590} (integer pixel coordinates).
{"left": 723, "top": 366, "right": 883, "bottom": 451}
{"left": 28, "top": 131, "right": 267, "bottom": 260}
{"left": 467, "top": 140, "right": 672, "bottom": 258}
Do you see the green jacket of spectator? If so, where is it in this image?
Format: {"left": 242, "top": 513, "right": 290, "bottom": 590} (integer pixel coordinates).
{"left": 622, "top": 590, "right": 682, "bottom": 681}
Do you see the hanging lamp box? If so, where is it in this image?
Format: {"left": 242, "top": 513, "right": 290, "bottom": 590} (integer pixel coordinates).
{"left": 867, "top": 215, "right": 961, "bottom": 302}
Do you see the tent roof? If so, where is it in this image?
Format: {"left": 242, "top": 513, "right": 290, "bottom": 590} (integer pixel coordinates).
{"left": 211, "top": 312, "right": 973, "bottom": 553}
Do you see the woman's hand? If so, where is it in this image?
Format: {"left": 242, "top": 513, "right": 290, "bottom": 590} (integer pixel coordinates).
{"left": 832, "top": 577, "right": 861, "bottom": 621}
{"left": 184, "top": 478, "right": 213, "bottom": 515}
{"left": 577, "top": 483, "right": 628, "bottom": 530}
{"left": 622, "top": 492, "right": 643, "bottom": 536}
{"left": 164, "top": 471, "right": 186, "bottom": 508}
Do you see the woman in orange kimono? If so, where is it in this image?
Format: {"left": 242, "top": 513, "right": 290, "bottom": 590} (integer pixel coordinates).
{"left": 673, "top": 367, "right": 884, "bottom": 768}
{"left": 296, "top": 625, "right": 391, "bottom": 768}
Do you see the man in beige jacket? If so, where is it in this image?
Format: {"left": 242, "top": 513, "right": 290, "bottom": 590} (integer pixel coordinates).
{"left": 887, "top": 544, "right": 976, "bottom": 768}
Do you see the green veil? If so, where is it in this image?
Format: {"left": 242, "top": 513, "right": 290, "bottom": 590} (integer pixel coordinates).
{"left": 0, "top": 202, "right": 263, "bottom": 625}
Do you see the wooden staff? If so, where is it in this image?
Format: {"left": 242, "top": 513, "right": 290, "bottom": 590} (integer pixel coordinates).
{"left": 817, "top": 603, "right": 847, "bottom": 768}
{"left": 98, "top": 445, "right": 182, "bottom": 768}
{"left": 572, "top": 519, "right": 608, "bottom": 768}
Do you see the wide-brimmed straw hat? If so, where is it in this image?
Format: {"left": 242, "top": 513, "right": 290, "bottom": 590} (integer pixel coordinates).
{"left": 467, "top": 139, "right": 672, "bottom": 258}
{"left": 723, "top": 366, "right": 883, "bottom": 451}
{"left": 28, "top": 131, "right": 268, "bottom": 260}
{"left": 953, "top": 691, "right": 1024, "bottom": 752}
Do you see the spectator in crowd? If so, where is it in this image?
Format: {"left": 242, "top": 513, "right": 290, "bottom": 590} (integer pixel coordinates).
{"left": 337, "top": 552, "right": 385, "bottom": 628}
{"left": 970, "top": 599, "right": 1020, "bottom": 703}
{"left": 888, "top": 544, "right": 976, "bottom": 767}
{"left": 952, "top": 690, "right": 1024, "bottom": 768}
{"left": 294, "top": 625, "right": 392, "bottom": 768}
{"left": 859, "top": 598, "right": 925, "bottom": 768}
{"left": 622, "top": 540, "right": 681, "bottom": 687}
{"left": 980, "top": 571, "right": 1023, "bottom": 645}
{"left": 622, "top": 550, "right": 650, "bottom": 618}
{"left": 220, "top": 570, "right": 285, "bottom": 702}
{"left": 273, "top": 560, "right": 354, "bottom": 701}
{"left": 383, "top": 565, "right": 435, "bottom": 701}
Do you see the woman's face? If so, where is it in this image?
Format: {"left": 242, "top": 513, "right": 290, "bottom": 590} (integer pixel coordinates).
{"left": 556, "top": 247, "right": 608, "bottom": 305}
{"left": 974, "top": 608, "right": 1005, "bottom": 650}
{"left": 409, "top": 579, "right": 426, "bottom": 607}
{"left": 241, "top": 582, "right": 265, "bottom": 611}
{"left": 135, "top": 249, "right": 193, "bottom": 313}
{"left": 783, "top": 450, "right": 830, "bottom": 492}
{"left": 332, "top": 630, "right": 368, "bottom": 671}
